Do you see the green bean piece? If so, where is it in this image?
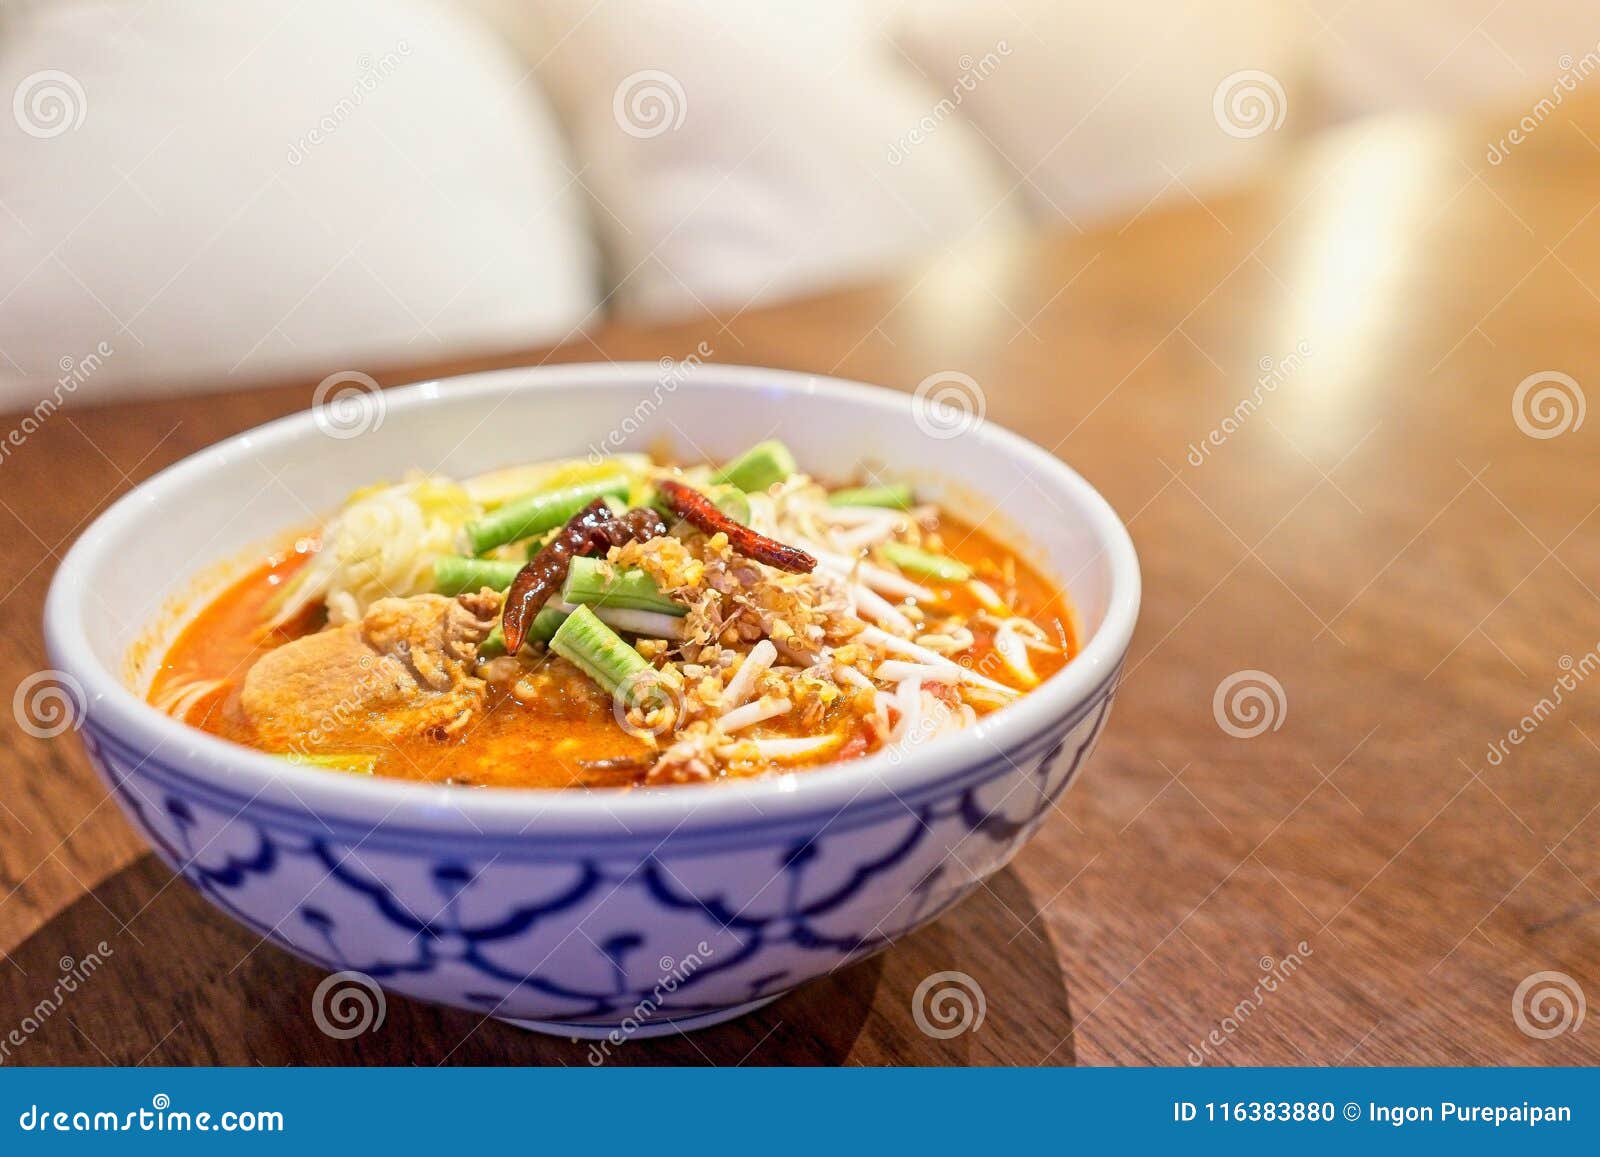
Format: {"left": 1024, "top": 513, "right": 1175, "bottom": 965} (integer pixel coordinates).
{"left": 549, "top": 605, "right": 649, "bottom": 695}
{"left": 529, "top": 606, "right": 569, "bottom": 644}
{"left": 880, "top": 542, "right": 973, "bottom": 583}
{"left": 563, "top": 557, "right": 686, "bottom": 617}
{"left": 829, "top": 483, "right": 913, "bottom": 509}
{"left": 434, "top": 556, "right": 522, "bottom": 595}
{"left": 478, "top": 608, "right": 566, "bottom": 659}
{"left": 478, "top": 625, "right": 508, "bottom": 659}
{"left": 464, "top": 475, "right": 630, "bottom": 554}
{"left": 710, "top": 440, "right": 796, "bottom": 494}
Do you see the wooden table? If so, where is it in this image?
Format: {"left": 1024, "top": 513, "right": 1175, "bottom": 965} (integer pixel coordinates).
{"left": 4, "top": 98, "right": 1599, "bottom": 1067}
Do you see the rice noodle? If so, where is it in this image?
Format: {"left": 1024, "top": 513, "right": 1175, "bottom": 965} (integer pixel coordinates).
{"left": 926, "top": 690, "right": 962, "bottom": 737}
{"left": 802, "top": 543, "right": 935, "bottom": 602}
{"left": 967, "top": 579, "right": 1010, "bottom": 615}
{"left": 857, "top": 626, "right": 1019, "bottom": 697}
{"left": 834, "top": 662, "right": 874, "bottom": 691}
{"left": 915, "top": 626, "right": 975, "bottom": 655}
{"left": 152, "top": 677, "right": 228, "bottom": 723}
{"left": 547, "top": 599, "right": 687, "bottom": 641}
{"left": 959, "top": 684, "right": 1017, "bottom": 709}
{"left": 1005, "top": 617, "right": 1061, "bottom": 653}
{"left": 875, "top": 660, "right": 958, "bottom": 684}
{"left": 830, "top": 518, "right": 901, "bottom": 553}
{"left": 269, "top": 477, "right": 476, "bottom": 629}
{"left": 994, "top": 619, "right": 1041, "bottom": 686}
{"left": 719, "top": 695, "right": 792, "bottom": 732}
{"left": 851, "top": 582, "right": 914, "bottom": 636}
{"left": 720, "top": 639, "right": 777, "bottom": 709}
{"left": 892, "top": 675, "right": 923, "bottom": 742}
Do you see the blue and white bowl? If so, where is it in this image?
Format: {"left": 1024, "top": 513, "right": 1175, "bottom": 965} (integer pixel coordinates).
{"left": 44, "top": 364, "right": 1139, "bottom": 1038}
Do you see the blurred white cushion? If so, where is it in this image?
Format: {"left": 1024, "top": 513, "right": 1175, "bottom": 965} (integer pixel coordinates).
{"left": 890, "top": 0, "right": 1307, "bottom": 224}
{"left": 519, "top": 0, "right": 1027, "bottom": 319}
{"left": 1307, "top": 1, "right": 1600, "bottom": 121}
{"left": 0, "top": 0, "right": 599, "bottom": 408}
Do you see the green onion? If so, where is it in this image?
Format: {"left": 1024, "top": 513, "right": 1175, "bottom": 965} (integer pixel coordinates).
{"left": 549, "top": 605, "right": 649, "bottom": 695}
{"left": 464, "top": 475, "right": 630, "bottom": 554}
{"left": 563, "top": 557, "right": 686, "bottom": 617}
{"left": 710, "top": 439, "right": 796, "bottom": 493}
{"left": 434, "top": 556, "right": 522, "bottom": 594}
{"left": 880, "top": 542, "right": 972, "bottom": 583}
{"left": 478, "top": 625, "right": 508, "bottom": 659}
{"left": 829, "top": 483, "right": 913, "bottom": 509}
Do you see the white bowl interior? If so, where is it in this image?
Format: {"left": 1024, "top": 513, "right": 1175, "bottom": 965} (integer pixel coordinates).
{"left": 81, "top": 366, "right": 1120, "bottom": 696}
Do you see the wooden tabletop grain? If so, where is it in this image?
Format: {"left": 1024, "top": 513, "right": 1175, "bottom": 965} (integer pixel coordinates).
{"left": 4, "top": 97, "right": 1600, "bottom": 1067}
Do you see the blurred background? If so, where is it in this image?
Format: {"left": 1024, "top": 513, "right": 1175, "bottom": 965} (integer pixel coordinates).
{"left": 2, "top": 0, "right": 1597, "bottom": 408}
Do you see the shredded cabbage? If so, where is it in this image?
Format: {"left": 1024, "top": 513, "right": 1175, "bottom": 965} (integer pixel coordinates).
{"left": 464, "top": 455, "right": 653, "bottom": 508}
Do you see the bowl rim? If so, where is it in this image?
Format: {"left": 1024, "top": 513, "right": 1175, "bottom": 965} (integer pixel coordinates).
{"left": 44, "top": 362, "right": 1140, "bottom": 837}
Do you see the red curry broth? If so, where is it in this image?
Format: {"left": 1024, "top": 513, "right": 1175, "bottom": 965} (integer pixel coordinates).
{"left": 149, "top": 514, "right": 1075, "bottom": 789}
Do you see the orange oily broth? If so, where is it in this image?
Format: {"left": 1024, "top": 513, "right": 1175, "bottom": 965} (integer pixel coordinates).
{"left": 149, "top": 515, "right": 1077, "bottom": 789}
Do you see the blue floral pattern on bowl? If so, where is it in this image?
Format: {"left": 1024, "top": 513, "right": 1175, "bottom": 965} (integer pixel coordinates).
{"left": 83, "top": 670, "right": 1116, "bottom": 1034}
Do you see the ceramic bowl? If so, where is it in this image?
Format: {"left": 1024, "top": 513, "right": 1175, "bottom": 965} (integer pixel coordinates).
{"left": 44, "top": 363, "right": 1139, "bottom": 1038}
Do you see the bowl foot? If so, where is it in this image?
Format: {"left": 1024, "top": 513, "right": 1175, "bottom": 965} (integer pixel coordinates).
{"left": 498, "top": 995, "right": 781, "bottom": 1040}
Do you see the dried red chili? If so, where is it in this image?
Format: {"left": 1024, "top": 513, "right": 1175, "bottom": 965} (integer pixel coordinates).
{"left": 500, "top": 500, "right": 670, "bottom": 653}
{"left": 656, "top": 479, "right": 817, "bottom": 574}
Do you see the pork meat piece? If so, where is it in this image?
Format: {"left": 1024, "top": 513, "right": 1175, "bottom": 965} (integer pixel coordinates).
{"left": 241, "top": 590, "right": 498, "bottom": 749}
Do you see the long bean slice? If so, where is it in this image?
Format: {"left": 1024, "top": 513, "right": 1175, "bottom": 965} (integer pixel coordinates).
{"left": 476, "top": 605, "right": 597, "bottom": 659}
{"left": 880, "top": 542, "right": 972, "bottom": 583}
{"left": 829, "top": 483, "right": 913, "bottom": 509}
{"left": 529, "top": 606, "right": 569, "bottom": 644}
{"left": 563, "top": 557, "right": 686, "bottom": 617}
{"left": 549, "top": 605, "right": 648, "bottom": 695}
{"left": 465, "top": 475, "right": 630, "bottom": 554}
{"left": 710, "top": 439, "right": 795, "bottom": 493}
{"left": 434, "top": 556, "right": 522, "bottom": 595}
{"left": 500, "top": 501, "right": 668, "bottom": 653}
